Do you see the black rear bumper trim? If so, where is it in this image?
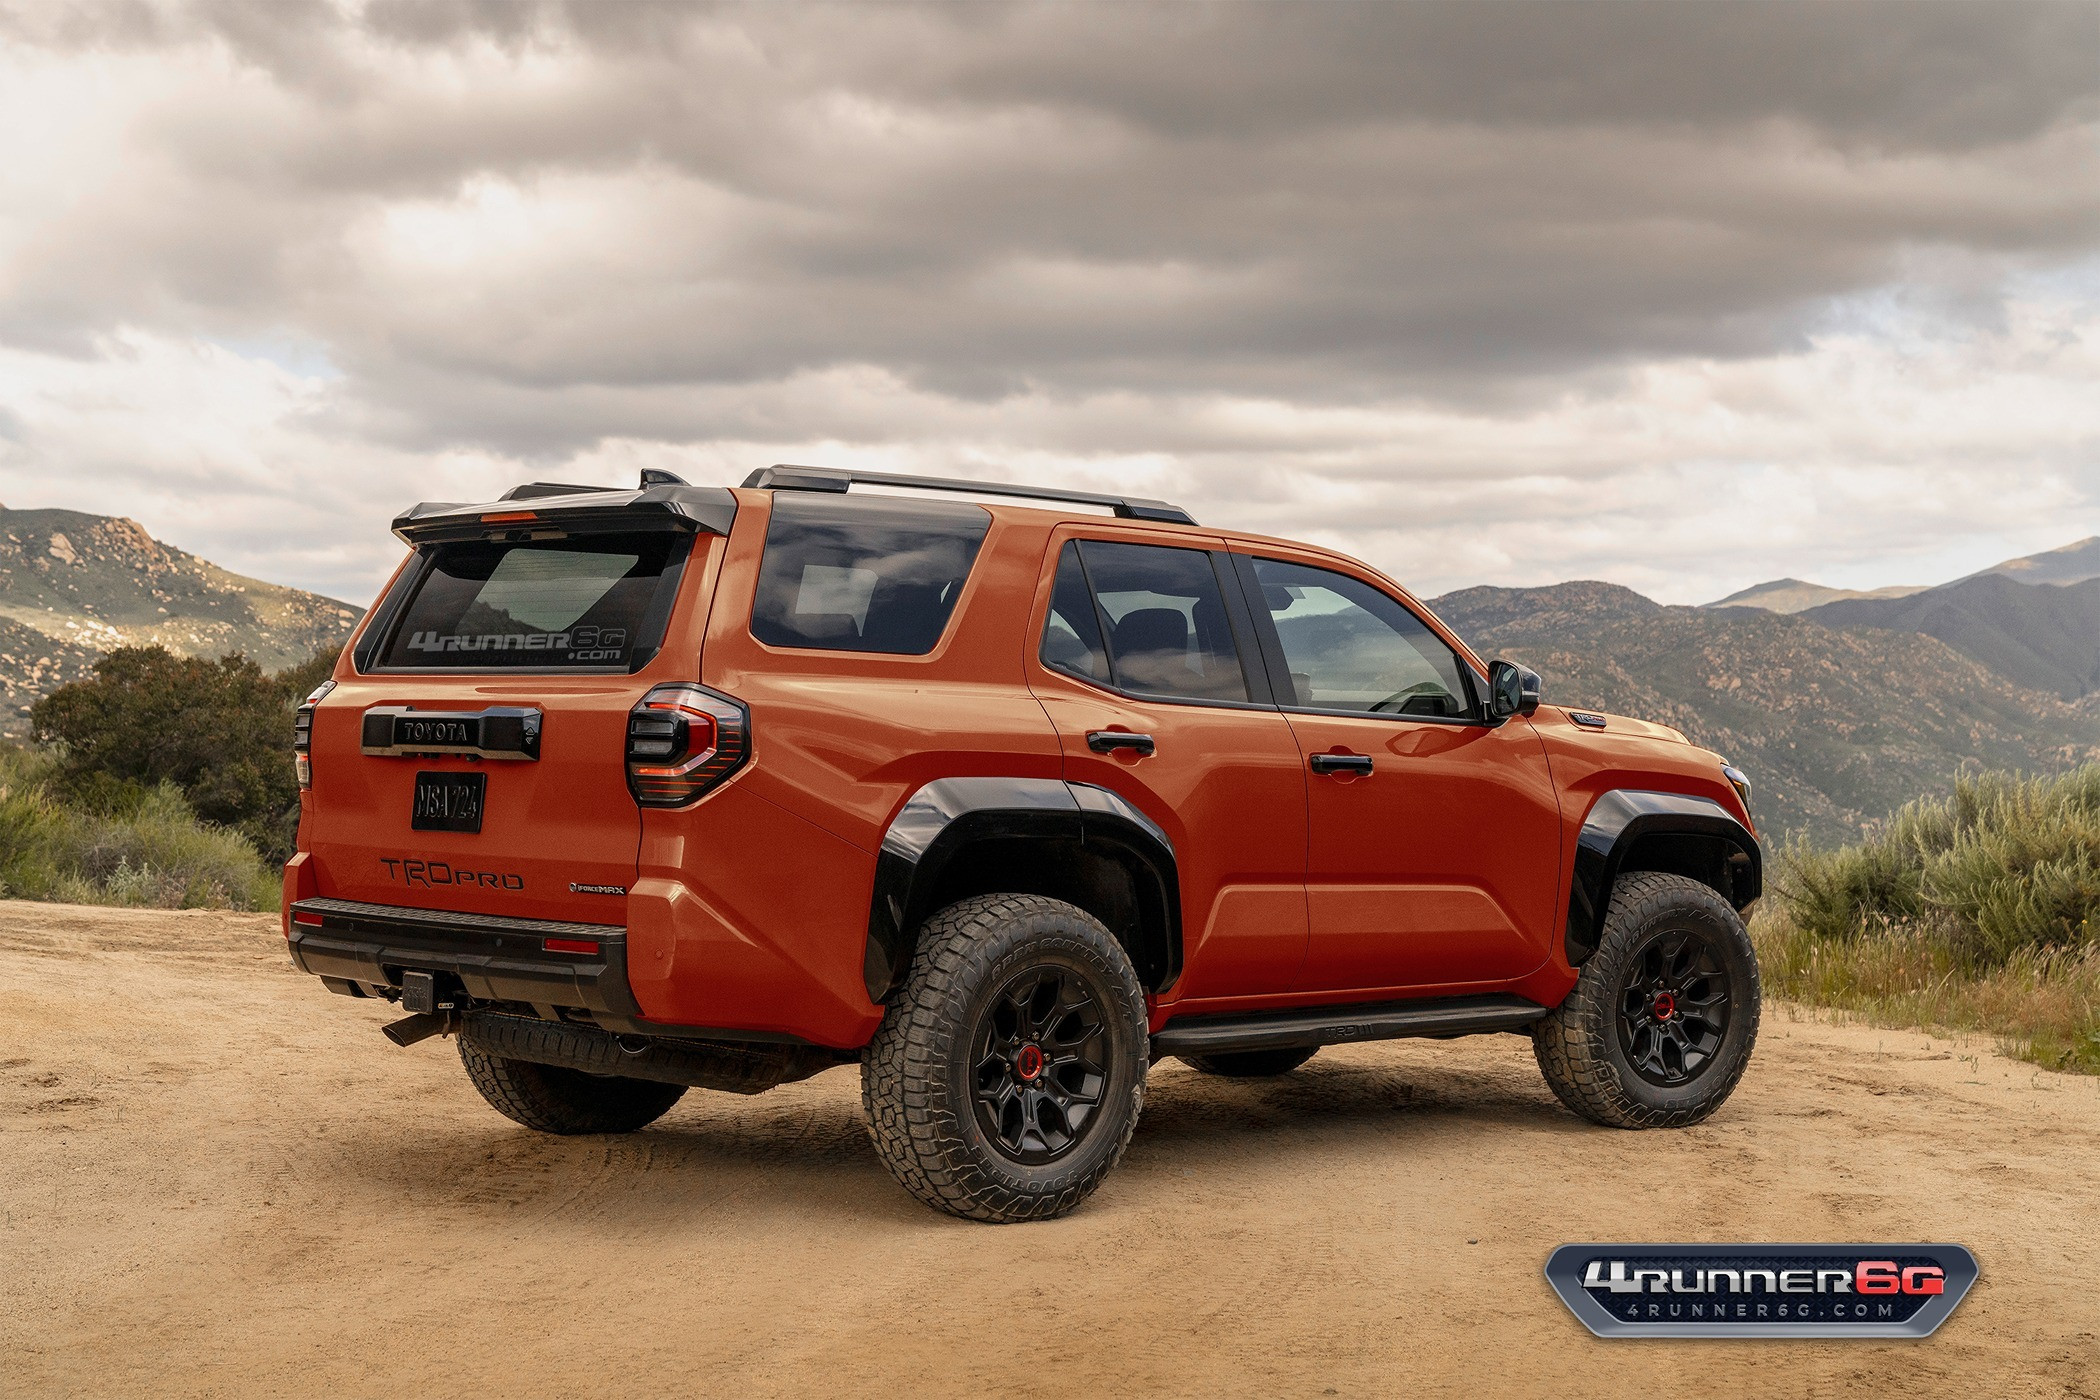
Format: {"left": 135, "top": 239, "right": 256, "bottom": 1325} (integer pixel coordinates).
{"left": 287, "top": 896, "right": 642, "bottom": 1020}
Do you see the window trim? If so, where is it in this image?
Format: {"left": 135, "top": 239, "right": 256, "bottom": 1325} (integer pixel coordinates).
{"left": 1227, "top": 551, "right": 1486, "bottom": 726}
{"left": 356, "top": 530, "right": 695, "bottom": 677}
{"left": 1034, "top": 537, "right": 1274, "bottom": 712}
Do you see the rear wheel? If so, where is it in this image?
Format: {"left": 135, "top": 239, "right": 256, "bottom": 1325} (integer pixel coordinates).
{"left": 459, "top": 1038, "right": 687, "bottom": 1135}
{"left": 1181, "top": 1046, "right": 1318, "bottom": 1078}
{"left": 1533, "top": 871, "right": 1760, "bottom": 1128}
{"left": 862, "top": 894, "right": 1150, "bottom": 1223}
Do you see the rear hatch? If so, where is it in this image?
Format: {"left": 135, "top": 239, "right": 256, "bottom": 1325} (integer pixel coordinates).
{"left": 300, "top": 481, "right": 732, "bottom": 926}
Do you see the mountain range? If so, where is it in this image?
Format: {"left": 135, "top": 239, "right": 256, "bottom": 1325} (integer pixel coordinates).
{"left": 0, "top": 505, "right": 361, "bottom": 732}
{"left": 0, "top": 501, "right": 2096, "bottom": 847}
{"left": 1430, "top": 580, "right": 2100, "bottom": 844}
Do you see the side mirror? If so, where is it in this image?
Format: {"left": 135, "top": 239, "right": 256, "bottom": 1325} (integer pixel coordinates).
{"left": 1487, "top": 659, "right": 1542, "bottom": 721}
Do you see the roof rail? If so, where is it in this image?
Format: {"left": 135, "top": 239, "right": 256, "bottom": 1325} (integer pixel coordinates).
{"left": 740, "top": 464, "right": 1197, "bottom": 526}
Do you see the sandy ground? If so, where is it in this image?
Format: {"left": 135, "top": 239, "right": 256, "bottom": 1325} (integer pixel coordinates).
{"left": 2, "top": 903, "right": 2097, "bottom": 1399}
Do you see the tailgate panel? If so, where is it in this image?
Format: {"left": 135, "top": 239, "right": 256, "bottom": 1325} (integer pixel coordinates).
{"left": 304, "top": 677, "right": 641, "bottom": 925}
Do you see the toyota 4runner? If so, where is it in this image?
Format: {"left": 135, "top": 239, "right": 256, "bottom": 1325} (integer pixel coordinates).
{"left": 285, "top": 466, "right": 1763, "bottom": 1222}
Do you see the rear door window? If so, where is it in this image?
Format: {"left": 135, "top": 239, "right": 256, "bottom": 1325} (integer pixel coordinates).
{"left": 1056, "top": 540, "right": 1250, "bottom": 703}
{"left": 1039, "top": 542, "right": 1112, "bottom": 685}
{"left": 751, "top": 494, "right": 991, "bottom": 654}
{"left": 377, "top": 532, "right": 687, "bottom": 671}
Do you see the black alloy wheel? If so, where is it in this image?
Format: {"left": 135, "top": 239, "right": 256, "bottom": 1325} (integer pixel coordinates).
{"left": 1615, "top": 928, "right": 1732, "bottom": 1087}
{"left": 1531, "top": 871, "right": 1761, "bottom": 1130}
{"left": 970, "top": 964, "right": 1109, "bottom": 1164}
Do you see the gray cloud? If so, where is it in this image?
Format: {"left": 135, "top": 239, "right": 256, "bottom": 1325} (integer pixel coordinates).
{"left": 0, "top": 0, "right": 2097, "bottom": 604}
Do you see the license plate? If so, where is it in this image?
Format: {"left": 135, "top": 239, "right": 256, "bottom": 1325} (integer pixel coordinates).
{"left": 412, "top": 771, "right": 486, "bottom": 833}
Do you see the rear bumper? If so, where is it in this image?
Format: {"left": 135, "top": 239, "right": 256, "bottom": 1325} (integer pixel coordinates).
{"left": 287, "top": 895, "right": 643, "bottom": 1021}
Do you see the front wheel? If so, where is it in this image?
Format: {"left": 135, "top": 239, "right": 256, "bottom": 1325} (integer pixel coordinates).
{"left": 861, "top": 894, "right": 1150, "bottom": 1223}
{"left": 1532, "top": 871, "right": 1760, "bottom": 1128}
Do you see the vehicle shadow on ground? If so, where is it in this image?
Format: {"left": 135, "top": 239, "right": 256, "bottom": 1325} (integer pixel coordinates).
{"left": 310, "top": 1053, "right": 1587, "bottom": 1227}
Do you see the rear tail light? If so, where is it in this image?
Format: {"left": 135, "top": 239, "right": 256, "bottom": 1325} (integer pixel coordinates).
{"left": 293, "top": 679, "right": 336, "bottom": 790}
{"left": 626, "top": 683, "right": 749, "bottom": 807}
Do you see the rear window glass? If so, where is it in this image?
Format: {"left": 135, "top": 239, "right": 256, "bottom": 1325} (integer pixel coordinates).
{"left": 377, "top": 533, "right": 686, "bottom": 670}
{"left": 751, "top": 494, "right": 991, "bottom": 654}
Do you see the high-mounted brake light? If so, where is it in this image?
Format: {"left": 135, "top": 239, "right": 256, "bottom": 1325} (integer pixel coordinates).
{"left": 293, "top": 679, "right": 336, "bottom": 791}
{"left": 626, "top": 683, "right": 750, "bottom": 807}
{"left": 480, "top": 510, "right": 538, "bottom": 524}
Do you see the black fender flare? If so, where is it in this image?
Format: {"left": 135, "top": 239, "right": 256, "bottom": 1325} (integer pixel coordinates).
{"left": 864, "top": 776, "right": 1181, "bottom": 1004}
{"left": 1565, "top": 789, "right": 1762, "bottom": 966}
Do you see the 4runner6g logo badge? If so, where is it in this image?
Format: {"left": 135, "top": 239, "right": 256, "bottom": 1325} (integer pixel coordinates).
{"left": 1545, "top": 1244, "right": 1977, "bottom": 1337}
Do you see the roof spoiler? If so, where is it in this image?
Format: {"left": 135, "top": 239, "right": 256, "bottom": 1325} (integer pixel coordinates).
{"left": 391, "top": 470, "right": 736, "bottom": 544}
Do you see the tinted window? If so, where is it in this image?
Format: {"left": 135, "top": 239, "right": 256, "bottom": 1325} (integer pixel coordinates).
{"left": 752, "top": 494, "right": 991, "bottom": 654}
{"left": 1079, "top": 540, "right": 1248, "bottom": 702}
{"left": 379, "top": 533, "right": 684, "bottom": 670}
{"left": 1251, "top": 557, "right": 1473, "bottom": 717}
{"left": 1039, "top": 542, "right": 1112, "bottom": 684}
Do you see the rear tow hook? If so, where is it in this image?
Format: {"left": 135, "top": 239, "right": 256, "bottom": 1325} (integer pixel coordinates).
{"left": 382, "top": 1009, "right": 458, "bottom": 1047}
{"left": 382, "top": 969, "right": 458, "bottom": 1046}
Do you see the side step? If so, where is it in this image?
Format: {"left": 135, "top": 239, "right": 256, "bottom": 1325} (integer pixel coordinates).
{"left": 1151, "top": 994, "right": 1546, "bottom": 1059}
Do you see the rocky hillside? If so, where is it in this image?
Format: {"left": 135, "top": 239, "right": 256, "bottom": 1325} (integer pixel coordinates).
{"left": 0, "top": 506, "right": 361, "bottom": 733}
{"left": 1429, "top": 581, "right": 2100, "bottom": 845}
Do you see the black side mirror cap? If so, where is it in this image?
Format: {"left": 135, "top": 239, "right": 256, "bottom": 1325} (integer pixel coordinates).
{"left": 1487, "top": 659, "right": 1542, "bottom": 721}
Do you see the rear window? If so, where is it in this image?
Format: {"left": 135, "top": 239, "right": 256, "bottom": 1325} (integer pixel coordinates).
{"left": 751, "top": 494, "right": 991, "bottom": 654}
{"left": 376, "top": 532, "right": 688, "bottom": 671}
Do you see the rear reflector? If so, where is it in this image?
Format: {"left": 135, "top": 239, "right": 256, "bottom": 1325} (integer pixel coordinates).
{"left": 292, "top": 911, "right": 324, "bottom": 927}
{"left": 543, "top": 938, "right": 601, "bottom": 955}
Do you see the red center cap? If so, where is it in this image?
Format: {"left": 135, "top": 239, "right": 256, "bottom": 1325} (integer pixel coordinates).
{"left": 1653, "top": 991, "right": 1677, "bottom": 1021}
{"left": 1015, "top": 1043, "right": 1045, "bottom": 1081}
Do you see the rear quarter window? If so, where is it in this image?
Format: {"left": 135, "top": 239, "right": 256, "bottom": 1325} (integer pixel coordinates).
{"left": 751, "top": 494, "right": 991, "bottom": 654}
{"left": 374, "top": 532, "right": 689, "bottom": 671}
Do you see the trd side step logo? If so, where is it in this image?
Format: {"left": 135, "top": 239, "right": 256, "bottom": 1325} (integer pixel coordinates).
{"left": 1545, "top": 1244, "right": 1977, "bottom": 1338}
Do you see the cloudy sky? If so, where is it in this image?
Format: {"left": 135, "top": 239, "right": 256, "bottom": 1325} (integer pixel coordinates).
{"left": 1, "top": 0, "right": 2097, "bottom": 606}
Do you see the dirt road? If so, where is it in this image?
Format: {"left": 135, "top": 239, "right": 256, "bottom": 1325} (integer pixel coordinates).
{"left": 3, "top": 903, "right": 2096, "bottom": 1398}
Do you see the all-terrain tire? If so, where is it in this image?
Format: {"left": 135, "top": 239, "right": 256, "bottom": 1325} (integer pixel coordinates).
{"left": 1533, "top": 871, "right": 1760, "bottom": 1129}
{"left": 458, "top": 1037, "right": 687, "bottom": 1135}
{"left": 1180, "top": 1046, "right": 1319, "bottom": 1078}
{"left": 861, "top": 894, "right": 1150, "bottom": 1223}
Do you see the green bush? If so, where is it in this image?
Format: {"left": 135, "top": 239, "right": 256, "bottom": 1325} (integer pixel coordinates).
{"left": 29, "top": 644, "right": 337, "bottom": 863}
{"left": 0, "top": 747, "right": 278, "bottom": 911}
{"left": 1765, "top": 765, "right": 2100, "bottom": 1074}
{"left": 1775, "top": 767, "right": 2100, "bottom": 966}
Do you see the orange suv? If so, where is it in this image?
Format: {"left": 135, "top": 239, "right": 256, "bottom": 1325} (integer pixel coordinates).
{"left": 286, "top": 466, "right": 1763, "bottom": 1222}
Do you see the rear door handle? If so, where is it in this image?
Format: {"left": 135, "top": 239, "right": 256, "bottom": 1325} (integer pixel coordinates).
{"left": 1310, "top": 753, "right": 1373, "bottom": 775}
{"left": 1087, "top": 731, "right": 1156, "bottom": 756}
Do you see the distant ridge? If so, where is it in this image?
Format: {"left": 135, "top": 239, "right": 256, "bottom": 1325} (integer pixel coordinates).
{"left": 1703, "top": 577, "right": 1928, "bottom": 614}
{"left": 0, "top": 506, "right": 362, "bottom": 732}
{"left": 1708, "top": 535, "right": 2100, "bottom": 615}
{"left": 1962, "top": 536, "right": 2100, "bottom": 589}
{"left": 1805, "top": 573, "right": 2100, "bottom": 701}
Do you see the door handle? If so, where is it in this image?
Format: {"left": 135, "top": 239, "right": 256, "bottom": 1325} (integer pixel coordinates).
{"left": 1310, "top": 752, "right": 1373, "bottom": 776}
{"left": 1087, "top": 730, "right": 1156, "bottom": 757}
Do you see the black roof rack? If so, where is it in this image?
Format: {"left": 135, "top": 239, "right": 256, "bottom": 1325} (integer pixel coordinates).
{"left": 740, "top": 464, "right": 1197, "bottom": 526}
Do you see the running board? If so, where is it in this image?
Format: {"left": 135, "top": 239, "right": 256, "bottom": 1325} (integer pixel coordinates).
{"left": 1151, "top": 994, "right": 1546, "bottom": 1058}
